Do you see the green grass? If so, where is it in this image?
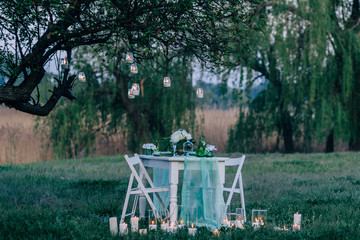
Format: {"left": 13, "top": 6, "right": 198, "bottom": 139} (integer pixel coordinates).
{"left": 0, "top": 153, "right": 360, "bottom": 239}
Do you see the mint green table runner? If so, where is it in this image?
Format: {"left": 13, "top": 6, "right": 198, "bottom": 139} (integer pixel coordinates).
{"left": 180, "top": 157, "right": 226, "bottom": 229}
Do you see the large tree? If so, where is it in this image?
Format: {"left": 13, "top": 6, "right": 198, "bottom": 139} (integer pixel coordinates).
{"left": 0, "top": 0, "right": 260, "bottom": 116}
{"left": 228, "top": 0, "right": 360, "bottom": 153}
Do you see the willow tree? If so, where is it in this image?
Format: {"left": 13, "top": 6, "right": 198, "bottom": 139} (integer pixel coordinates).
{"left": 0, "top": 0, "right": 259, "bottom": 116}
{"left": 228, "top": 0, "right": 360, "bottom": 153}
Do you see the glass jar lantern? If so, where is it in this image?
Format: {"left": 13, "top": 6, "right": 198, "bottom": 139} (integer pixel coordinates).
{"left": 78, "top": 72, "right": 86, "bottom": 82}
{"left": 252, "top": 209, "right": 267, "bottom": 228}
{"left": 196, "top": 88, "right": 203, "bottom": 98}
{"left": 131, "top": 83, "right": 140, "bottom": 96}
{"left": 128, "top": 89, "right": 135, "bottom": 99}
{"left": 125, "top": 52, "right": 134, "bottom": 64}
{"left": 163, "top": 76, "right": 171, "bottom": 87}
{"left": 61, "top": 58, "right": 69, "bottom": 69}
{"left": 148, "top": 210, "right": 158, "bottom": 230}
{"left": 130, "top": 63, "right": 138, "bottom": 74}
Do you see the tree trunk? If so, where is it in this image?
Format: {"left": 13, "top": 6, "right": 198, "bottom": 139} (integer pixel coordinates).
{"left": 282, "top": 111, "right": 295, "bottom": 153}
{"left": 349, "top": 138, "right": 360, "bottom": 151}
{"left": 325, "top": 129, "right": 334, "bottom": 153}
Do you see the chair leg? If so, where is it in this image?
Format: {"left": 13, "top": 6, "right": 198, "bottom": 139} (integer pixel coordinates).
{"left": 132, "top": 194, "right": 139, "bottom": 218}
{"left": 120, "top": 174, "right": 134, "bottom": 224}
{"left": 238, "top": 173, "right": 246, "bottom": 222}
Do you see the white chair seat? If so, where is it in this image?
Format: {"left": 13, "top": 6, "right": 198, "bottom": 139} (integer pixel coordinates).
{"left": 130, "top": 187, "right": 169, "bottom": 194}
{"left": 223, "top": 187, "right": 242, "bottom": 193}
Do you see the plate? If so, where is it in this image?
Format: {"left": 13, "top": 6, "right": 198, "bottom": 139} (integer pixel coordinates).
{"left": 152, "top": 151, "right": 172, "bottom": 156}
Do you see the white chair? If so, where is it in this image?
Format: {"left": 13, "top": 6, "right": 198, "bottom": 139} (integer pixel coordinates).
{"left": 120, "top": 154, "right": 169, "bottom": 223}
{"left": 223, "top": 155, "right": 246, "bottom": 221}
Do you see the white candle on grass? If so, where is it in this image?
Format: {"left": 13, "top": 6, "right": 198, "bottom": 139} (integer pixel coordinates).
{"left": 109, "top": 217, "right": 118, "bottom": 235}
{"left": 293, "top": 212, "right": 301, "bottom": 230}
{"left": 160, "top": 220, "right": 168, "bottom": 231}
{"left": 139, "top": 229, "right": 147, "bottom": 235}
{"left": 119, "top": 222, "right": 128, "bottom": 235}
{"left": 130, "top": 216, "right": 139, "bottom": 232}
{"left": 188, "top": 223, "right": 197, "bottom": 236}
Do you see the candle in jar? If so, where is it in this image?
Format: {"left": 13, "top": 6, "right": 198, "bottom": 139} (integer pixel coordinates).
{"left": 119, "top": 222, "right": 128, "bottom": 235}
{"left": 149, "top": 220, "right": 157, "bottom": 230}
{"left": 130, "top": 216, "right": 139, "bottom": 232}
{"left": 161, "top": 220, "right": 168, "bottom": 231}
{"left": 166, "top": 223, "right": 177, "bottom": 233}
{"left": 188, "top": 223, "right": 197, "bottom": 236}
{"left": 178, "top": 219, "right": 185, "bottom": 228}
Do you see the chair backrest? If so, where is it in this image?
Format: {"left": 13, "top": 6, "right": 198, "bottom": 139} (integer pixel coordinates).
{"left": 124, "top": 154, "right": 156, "bottom": 188}
{"left": 225, "top": 155, "right": 246, "bottom": 167}
{"left": 125, "top": 154, "right": 141, "bottom": 166}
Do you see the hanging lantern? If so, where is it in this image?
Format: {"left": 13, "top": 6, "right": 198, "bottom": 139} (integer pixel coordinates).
{"left": 78, "top": 72, "right": 86, "bottom": 82}
{"left": 128, "top": 89, "right": 135, "bottom": 99}
{"left": 163, "top": 76, "right": 171, "bottom": 87}
{"left": 61, "top": 58, "right": 69, "bottom": 69}
{"left": 130, "top": 63, "right": 138, "bottom": 74}
{"left": 196, "top": 88, "right": 204, "bottom": 98}
{"left": 125, "top": 52, "right": 134, "bottom": 64}
{"left": 131, "top": 83, "right": 140, "bottom": 96}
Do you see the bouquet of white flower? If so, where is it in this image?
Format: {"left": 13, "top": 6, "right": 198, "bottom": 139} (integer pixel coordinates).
{"left": 142, "top": 143, "right": 157, "bottom": 150}
{"left": 142, "top": 143, "right": 157, "bottom": 155}
{"left": 170, "top": 129, "right": 192, "bottom": 144}
{"left": 205, "top": 144, "right": 217, "bottom": 152}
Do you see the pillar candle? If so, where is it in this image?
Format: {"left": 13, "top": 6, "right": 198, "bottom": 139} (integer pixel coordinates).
{"left": 109, "top": 217, "right": 118, "bottom": 235}
{"left": 188, "top": 223, "right": 197, "bottom": 236}
{"left": 130, "top": 216, "right": 139, "bottom": 232}
{"left": 119, "top": 222, "right": 128, "bottom": 235}
{"left": 294, "top": 212, "right": 301, "bottom": 225}
{"left": 139, "top": 229, "right": 147, "bottom": 235}
{"left": 161, "top": 221, "right": 168, "bottom": 231}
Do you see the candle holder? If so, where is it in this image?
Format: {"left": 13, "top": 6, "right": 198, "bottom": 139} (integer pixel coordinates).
{"left": 125, "top": 52, "right": 134, "bottom": 64}
{"left": 78, "top": 72, "right": 86, "bottom": 82}
{"left": 148, "top": 210, "right": 158, "bottom": 231}
{"left": 235, "top": 208, "right": 245, "bottom": 228}
{"left": 130, "top": 63, "right": 138, "bottom": 74}
{"left": 251, "top": 209, "right": 267, "bottom": 228}
{"left": 128, "top": 89, "right": 135, "bottom": 99}
{"left": 61, "top": 58, "right": 69, "bottom": 70}
{"left": 196, "top": 88, "right": 204, "bottom": 98}
{"left": 131, "top": 83, "right": 140, "bottom": 96}
{"left": 163, "top": 76, "right": 171, "bottom": 87}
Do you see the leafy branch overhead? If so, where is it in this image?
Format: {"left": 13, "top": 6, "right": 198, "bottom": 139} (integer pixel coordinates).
{"left": 0, "top": 0, "right": 261, "bottom": 116}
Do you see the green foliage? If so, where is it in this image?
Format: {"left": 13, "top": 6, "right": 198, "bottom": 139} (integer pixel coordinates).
{"left": 44, "top": 45, "right": 196, "bottom": 157}
{"left": 1, "top": 153, "right": 360, "bottom": 239}
{"left": 229, "top": 0, "right": 360, "bottom": 152}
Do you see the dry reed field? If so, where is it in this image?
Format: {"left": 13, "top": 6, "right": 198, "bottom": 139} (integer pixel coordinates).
{"left": 0, "top": 107, "right": 52, "bottom": 165}
{"left": 195, "top": 108, "right": 238, "bottom": 153}
{"left": 0, "top": 106, "right": 239, "bottom": 164}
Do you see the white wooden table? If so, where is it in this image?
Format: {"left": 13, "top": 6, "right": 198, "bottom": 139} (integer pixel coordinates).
{"left": 138, "top": 155, "right": 229, "bottom": 225}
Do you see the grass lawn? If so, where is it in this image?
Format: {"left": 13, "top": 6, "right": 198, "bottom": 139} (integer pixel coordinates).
{"left": 0, "top": 152, "right": 359, "bottom": 239}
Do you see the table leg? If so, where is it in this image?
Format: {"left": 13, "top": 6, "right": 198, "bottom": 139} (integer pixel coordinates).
{"left": 169, "top": 162, "right": 179, "bottom": 225}
{"left": 217, "top": 161, "right": 226, "bottom": 219}
{"left": 139, "top": 167, "right": 146, "bottom": 218}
